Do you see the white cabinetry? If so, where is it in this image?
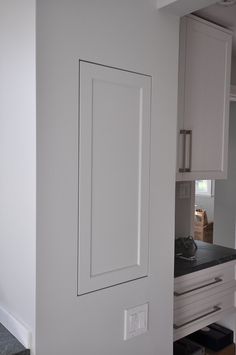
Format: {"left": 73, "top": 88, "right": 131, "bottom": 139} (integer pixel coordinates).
{"left": 174, "top": 261, "right": 236, "bottom": 341}
{"left": 177, "top": 15, "right": 232, "bottom": 181}
{"left": 78, "top": 61, "right": 151, "bottom": 295}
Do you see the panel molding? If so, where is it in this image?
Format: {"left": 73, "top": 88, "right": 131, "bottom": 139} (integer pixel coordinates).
{"left": 78, "top": 60, "right": 151, "bottom": 295}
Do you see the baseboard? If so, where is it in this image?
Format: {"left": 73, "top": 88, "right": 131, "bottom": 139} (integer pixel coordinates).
{"left": 0, "top": 305, "right": 31, "bottom": 348}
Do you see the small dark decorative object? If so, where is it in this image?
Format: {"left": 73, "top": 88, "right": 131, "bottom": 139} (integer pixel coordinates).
{"left": 175, "top": 236, "right": 198, "bottom": 258}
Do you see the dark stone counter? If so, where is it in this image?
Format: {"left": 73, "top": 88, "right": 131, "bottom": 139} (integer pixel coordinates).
{"left": 175, "top": 240, "right": 236, "bottom": 278}
{"left": 0, "top": 323, "right": 30, "bottom": 355}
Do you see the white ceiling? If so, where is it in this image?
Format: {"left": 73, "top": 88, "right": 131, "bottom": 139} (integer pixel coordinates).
{"left": 194, "top": 2, "right": 236, "bottom": 56}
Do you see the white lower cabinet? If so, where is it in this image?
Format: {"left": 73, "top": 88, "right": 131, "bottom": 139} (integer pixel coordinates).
{"left": 174, "top": 261, "right": 236, "bottom": 341}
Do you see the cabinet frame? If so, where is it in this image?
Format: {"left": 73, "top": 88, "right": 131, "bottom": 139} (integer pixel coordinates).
{"left": 176, "top": 15, "right": 232, "bottom": 181}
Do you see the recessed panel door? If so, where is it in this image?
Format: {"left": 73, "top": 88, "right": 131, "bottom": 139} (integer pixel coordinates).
{"left": 78, "top": 61, "right": 151, "bottom": 295}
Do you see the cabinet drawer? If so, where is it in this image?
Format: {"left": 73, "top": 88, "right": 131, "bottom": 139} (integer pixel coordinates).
{"left": 174, "top": 262, "right": 236, "bottom": 309}
{"left": 174, "top": 289, "right": 236, "bottom": 341}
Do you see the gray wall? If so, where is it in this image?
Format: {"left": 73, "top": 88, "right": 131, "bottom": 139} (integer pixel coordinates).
{"left": 230, "top": 56, "right": 236, "bottom": 85}
{"left": 198, "top": 56, "right": 236, "bottom": 246}
{"left": 0, "top": 0, "right": 36, "bottom": 348}
{"left": 36, "top": 1, "right": 179, "bottom": 354}
{"left": 175, "top": 182, "right": 195, "bottom": 238}
{"left": 214, "top": 103, "right": 236, "bottom": 247}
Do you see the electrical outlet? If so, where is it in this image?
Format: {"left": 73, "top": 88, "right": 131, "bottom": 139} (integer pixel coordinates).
{"left": 124, "top": 303, "right": 148, "bottom": 340}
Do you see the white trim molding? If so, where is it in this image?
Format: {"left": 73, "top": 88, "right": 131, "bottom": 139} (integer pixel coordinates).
{"left": 0, "top": 305, "right": 31, "bottom": 349}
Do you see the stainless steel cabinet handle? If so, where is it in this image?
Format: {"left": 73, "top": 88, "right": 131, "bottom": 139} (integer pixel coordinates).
{"left": 179, "top": 130, "right": 187, "bottom": 173}
{"left": 174, "top": 277, "right": 223, "bottom": 297}
{"left": 173, "top": 305, "right": 221, "bottom": 330}
{"left": 179, "top": 129, "right": 192, "bottom": 173}
{"left": 186, "top": 129, "right": 192, "bottom": 172}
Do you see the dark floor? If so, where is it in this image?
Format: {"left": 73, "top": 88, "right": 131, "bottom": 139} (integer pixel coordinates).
{"left": 0, "top": 323, "right": 30, "bottom": 355}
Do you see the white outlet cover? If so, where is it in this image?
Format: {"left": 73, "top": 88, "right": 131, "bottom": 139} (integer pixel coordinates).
{"left": 124, "top": 303, "right": 148, "bottom": 340}
{"left": 178, "top": 182, "right": 191, "bottom": 199}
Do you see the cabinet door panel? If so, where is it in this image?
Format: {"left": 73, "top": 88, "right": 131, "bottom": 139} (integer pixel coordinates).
{"left": 78, "top": 61, "right": 151, "bottom": 295}
{"left": 177, "top": 16, "right": 232, "bottom": 181}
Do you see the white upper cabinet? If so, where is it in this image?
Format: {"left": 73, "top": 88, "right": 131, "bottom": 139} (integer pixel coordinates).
{"left": 177, "top": 15, "right": 232, "bottom": 181}
{"left": 78, "top": 61, "right": 151, "bottom": 295}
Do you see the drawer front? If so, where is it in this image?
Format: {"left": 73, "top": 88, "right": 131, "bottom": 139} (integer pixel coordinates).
{"left": 174, "top": 289, "right": 236, "bottom": 341}
{"left": 174, "top": 262, "right": 236, "bottom": 309}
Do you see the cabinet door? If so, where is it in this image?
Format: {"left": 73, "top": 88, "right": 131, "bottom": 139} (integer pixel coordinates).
{"left": 78, "top": 61, "right": 151, "bottom": 295}
{"left": 177, "top": 16, "right": 232, "bottom": 181}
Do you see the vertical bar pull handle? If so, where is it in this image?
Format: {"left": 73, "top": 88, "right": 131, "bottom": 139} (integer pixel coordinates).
{"left": 179, "top": 130, "right": 186, "bottom": 173}
{"left": 185, "top": 130, "right": 192, "bottom": 173}
{"left": 179, "top": 129, "right": 192, "bottom": 173}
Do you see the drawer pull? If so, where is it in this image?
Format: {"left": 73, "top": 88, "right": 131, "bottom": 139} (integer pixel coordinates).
{"left": 174, "top": 277, "right": 223, "bottom": 297}
{"left": 173, "top": 305, "right": 221, "bottom": 330}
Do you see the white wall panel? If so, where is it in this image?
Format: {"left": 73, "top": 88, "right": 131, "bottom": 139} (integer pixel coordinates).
{"left": 0, "top": 1, "right": 36, "bottom": 352}
{"left": 36, "top": 1, "right": 180, "bottom": 354}
{"left": 78, "top": 61, "right": 151, "bottom": 294}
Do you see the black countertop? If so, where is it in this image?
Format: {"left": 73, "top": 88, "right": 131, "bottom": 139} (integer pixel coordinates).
{"left": 0, "top": 323, "right": 30, "bottom": 355}
{"left": 175, "top": 240, "right": 236, "bottom": 278}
